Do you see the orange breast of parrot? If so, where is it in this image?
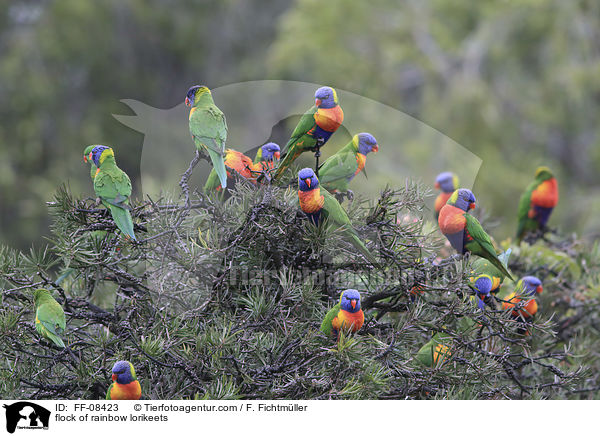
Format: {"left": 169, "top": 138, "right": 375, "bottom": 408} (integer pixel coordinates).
{"left": 109, "top": 380, "right": 141, "bottom": 400}
{"left": 531, "top": 178, "right": 558, "bottom": 208}
{"left": 314, "top": 106, "right": 344, "bottom": 132}
{"left": 298, "top": 189, "right": 325, "bottom": 214}
{"left": 502, "top": 293, "right": 538, "bottom": 318}
{"left": 438, "top": 205, "right": 467, "bottom": 234}
{"left": 434, "top": 192, "right": 453, "bottom": 214}
{"left": 433, "top": 343, "right": 451, "bottom": 365}
{"left": 332, "top": 309, "right": 364, "bottom": 333}
{"left": 224, "top": 150, "right": 255, "bottom": 180}
{"left": 352, "top": 153, "right": 367, "bottom": 178}
{"left": 189, "top": 107, "right": 197, "bottom": 121}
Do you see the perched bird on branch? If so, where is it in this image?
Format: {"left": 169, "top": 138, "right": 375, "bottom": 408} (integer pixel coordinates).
{"left": 438, "top": 189, "right": 513, "bottom": 280}
{"left": 501, "top": 276, "right": 543, "bottom": 319}
{"left": 471, "top": 248, "right": 512, "bottom": 295}
{"left": 274, "top": 86, "right": 344, "bottom": 180}
{"left": 33, "top": 288, "right": 66, "bottom": 348}
{"left": 318, "top": 133, "right": 378, "bottom": 194}
{"left": 320, "top": 289, "right": 364, "bottom": 338}
{"left": 253, "top": 142, "right": 281, "bottom": 170}
{"left": 106, "top": 360, "right": 142, "bottom": 400}
{"left": 517, "top": 167, "right": 559, "bottom": 242}
{"left": 204, "top": 149, "right": 255, "bottom": 193}
{"left": 185, "top": 85, "right": 228, "bottom": 189}
{"left": 297, "top": 168, "right": 376, "bottom": 264}
{"left": 469, "top": 274, "right": 493, "bottom": 310}
{"left": 87, "top": 145, "right": 136, "bottom": 241}
{"left": 433, "top": 172, "right": 459, "bottom": 219}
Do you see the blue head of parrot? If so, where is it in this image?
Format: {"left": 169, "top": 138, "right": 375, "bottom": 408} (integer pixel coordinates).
{"left": 90, "top": 145, "right": 112, "bottom": 167}
{"left": 340, "top": 289, "right": 361, "bottom": 313}
{"left": 111, "top": 360, "right": 136, "bottom": 384}
{"left": 184, "top": 85, "right": 210, "bottom": 106}
{"left": 314, "top": 86, "right": 338, "bottom": 108}
{"left": 521, "top": 276, "right": 543, "bottom": 296}
{"left": 356, "top": 133, "right": 379, "bottom": 155}
{"left": 473, "top": 275, "right": 493, "bottom": 297}
{"left": 449, "top": 188, "right": 476, "bottom": 212}
{"left": 435, "top": 172, "right": 458, "bottom": 193}
{"left": 298, "top": 167, "right": 319, "bottom": 192}
{"left": 261, "top": 142, "right": 281, "bottom": 161}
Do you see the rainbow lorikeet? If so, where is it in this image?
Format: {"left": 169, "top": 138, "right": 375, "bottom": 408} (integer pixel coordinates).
{"left": 433, "top": 172, "right": 459, "bottom": 219}
{"left": 89, "top": 146, "right": 136, "bottom": 241}
{"left": 274, "top": 86, "right": 344, "bottom": 180}
{"left": 297, "top": 168, "right": 376, "bottom": 264}
{"left": 438, "top": 189, "right": 513, "bottom": 281}
{"left": 516, "top": 166, "right": 559, "bottom": 242}
{"left": 501, "top": 276, "right": 543, "bottom": 319}
{"left": 33, "top": 288, "right": 66, "bottom": 348}
{"left": 106, "top": 361, "right": 142, "bottom": 400}
{"left": 318, "top": 133, "right": 378, "bottom": 193}
{"left": 416, "top": 332, "right": 452, "bottom": 368}
{"left": 471, "top": 248, "right": 512, "bottom": 295}
{"left": 253, "top": 142, "right": 281, "bottom": 169}
{"left": 469, "top": 274, "right": 494, "bottom": 310}
{"left": 185, "top": 85, "right": 228, "bottom": 189}
{"left": 83, "top": 145, "right": 99, "bottom": 180}
{"left": 320, "top": 289, "right": 364, "bottom": 337}
{"left": 204, "top": 148, "right": 256, "bottom": 193}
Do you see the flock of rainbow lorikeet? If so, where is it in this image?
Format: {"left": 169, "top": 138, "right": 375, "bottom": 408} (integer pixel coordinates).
{"left": 32, "top": 84, "right": 558, "bottom": 398}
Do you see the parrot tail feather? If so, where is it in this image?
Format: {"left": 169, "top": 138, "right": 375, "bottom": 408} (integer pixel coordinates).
{"left": 109, "top": 205, "right": 136, "bottom": 240}
{"left": 208, "top": 149, "right": 228, "bottom": 189}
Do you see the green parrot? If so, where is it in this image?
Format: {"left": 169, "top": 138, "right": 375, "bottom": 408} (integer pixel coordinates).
{"left": 298, "top": 168, "right": 377, "bottom": 264}
{"left": 83, "top": 145, "right": 98, "bottom": 180}
{"left": 318, "top": 133, "right": 378, "bottom": 193}
{"left": 33, "top": 288, "right": 66, "bottom": 348}
{"left": 416, "top": 332, "right": 452, "bottom": 368}
{"left": 89, "top": 145, "right": 136, "bottom": 240}
{"left": 438, "top": 189, "right": 513, "bottom": 281}
{"left": 516, "top": 166, "right": 559, "bottom": 242}
{"left": 185, "top": 85, "right": 228, "bottom": 189}
{"left": 274, "top": 86, "right": 344, "bottom": 181}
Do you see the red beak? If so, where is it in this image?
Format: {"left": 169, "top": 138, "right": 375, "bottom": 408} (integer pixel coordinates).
{"left": 185, "top": 97, "right": 191, "bottom": 106}
{"left": 274, "top": 152, "right": 280, "bottom": 160}
{"left": 434, "top": 182, "right": 440, "bottom": 189}
{"left": 315, "top": 98, "right": 322, "bottom": 107}
{"left": 372, "top": 144, "right": 379, "bottom": 153}
{"left": 305, "top": 178, "right": 311, "bottom": 188}
{"left": 83, "top": 156, "right": 88, "bottom": 163}
{"left": 351, "top": 300, "right": 356, "bottom": 310}
{"left": 469, "top": 203, "right": 476, "bottom": 210}
{"left": 112, "top": 374, "right": 117, "bottom": 382}
{"left": 536, "top": 285, "right": 543, "bottom": 294}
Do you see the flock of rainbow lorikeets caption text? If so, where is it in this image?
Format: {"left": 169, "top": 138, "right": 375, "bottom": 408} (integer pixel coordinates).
{"left": 30, "top": 85, "right": 559, "bottom": 399}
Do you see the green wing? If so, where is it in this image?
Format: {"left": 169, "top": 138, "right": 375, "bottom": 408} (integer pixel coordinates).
{"left": 464, "top": 214, "right": 513, "bottom": 281}
{"left": 516, "top": 179, "right": 539, "bottom": 241}
{"left": 94, "top": 167, "right": 136, "bottom": 240}
{"left": 274, "top": 106, "right": 318, "bottom": 180}
{"left": 320, "top": 303, "right": 341, "bottom": 336}
{"left": 283, "top": 105, "right": 318, "bottom": 154}
{"left": 321, "top": 189, "right": 376, "bottom": 264}
{"left": 106, "top": 382, "right": 115, "bottom": 400}
{"left": 190, "top": 104, "right": 228, "bottom": 188}
{"left": 318, "top": 144, "right": 358, "bottom": 192}
{"left": 36, "top": 301, "right": 66, "bottom": 348}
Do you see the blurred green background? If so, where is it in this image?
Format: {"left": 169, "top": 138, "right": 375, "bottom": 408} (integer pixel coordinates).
{"left": 2, "top": 0, "right": 600, "bottom": 250}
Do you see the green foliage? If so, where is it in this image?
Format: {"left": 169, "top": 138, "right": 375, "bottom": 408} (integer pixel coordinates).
{"left": 0, "top": 181, "right": 596, "bottom": 400}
